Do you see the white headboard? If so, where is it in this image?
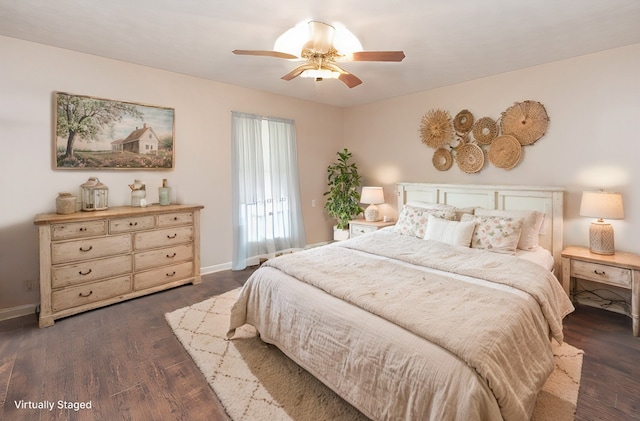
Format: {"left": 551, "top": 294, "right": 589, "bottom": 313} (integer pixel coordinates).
{"left": 397, "top": 182, "right": 565, "bottom": 273}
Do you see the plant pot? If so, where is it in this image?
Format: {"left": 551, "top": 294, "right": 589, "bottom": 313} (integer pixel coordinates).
{"left": 333, "top": 227, "right": 350, "bottom": 241}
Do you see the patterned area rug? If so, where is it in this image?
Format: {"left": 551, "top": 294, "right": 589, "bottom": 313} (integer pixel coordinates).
{"left": 165, "top": 288, "right": 583, "bottom": 421}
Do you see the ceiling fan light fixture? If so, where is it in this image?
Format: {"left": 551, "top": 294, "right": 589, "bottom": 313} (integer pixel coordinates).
{"left": 300, "top": 68, "right": 340, "bottom": 79}
{"left": 274, "top": 20, "right": 362, "bottom": 57}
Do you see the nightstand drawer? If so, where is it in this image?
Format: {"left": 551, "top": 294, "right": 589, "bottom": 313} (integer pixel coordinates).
{"left": 571, "top": 260, "right": 631, "bottom": 288}
{"left": 350, "top": 224, "right": 378, "bottom": 237}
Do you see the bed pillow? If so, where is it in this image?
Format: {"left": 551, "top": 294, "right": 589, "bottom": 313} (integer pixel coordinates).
{"left": 460, "top": 214, "right": 524, "bottom": 254}
{"left": 423, "top": 214, "right": 476, "bottom": 247}
{"left": 473, "top": 208, "right": 544, "bottom": 250}
{"left": 393, "top": 205, "right": 457, "bottom": 238}
{"left": 407, "top": 201, "right": 475, "bottom": 221}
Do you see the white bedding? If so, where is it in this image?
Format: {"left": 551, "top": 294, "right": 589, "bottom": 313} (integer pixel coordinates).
{"left": 228, "top": 230, "right": 573, "bottom": 421}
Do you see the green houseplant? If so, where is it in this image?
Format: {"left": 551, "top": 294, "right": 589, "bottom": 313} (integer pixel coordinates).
{"left": 324, "top": 148, "right": 363, "bottom": 237}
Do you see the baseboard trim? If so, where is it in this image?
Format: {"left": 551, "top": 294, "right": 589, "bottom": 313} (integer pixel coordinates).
{"left": 201, "top": 262, "right": 232, "bottom": 275}
{"left": 0, "top": 303, "right": 38, "bottom": 322}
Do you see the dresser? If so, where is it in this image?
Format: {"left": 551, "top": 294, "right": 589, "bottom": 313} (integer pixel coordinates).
{"left": 34, "top": 204, "right": 203, "bottom": 327}
{"left": 561, "top": 246, "right": 640, "bottom": 336}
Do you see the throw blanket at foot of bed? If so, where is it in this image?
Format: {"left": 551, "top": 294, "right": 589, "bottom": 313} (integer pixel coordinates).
{"left": 229, "top": 230, "right": 574, "bottom": 421}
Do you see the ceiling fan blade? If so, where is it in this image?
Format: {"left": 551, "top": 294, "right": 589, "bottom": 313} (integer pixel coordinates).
{"left": 281, "top": 63, "right": 316, "bottom": 81}
{"left": 303, "top": 21, "right": 335, "bottom": 53}
{"left": 232, "top": 50, "right": 299, "bottom": 60}
{"left": 324, "top": 63, "right": 362, "bottom": 88}
{"left": 337, "top": 72, "right": 363, "bottom": 88}
{"left": 348, "top": 51, "right": 406, "bottom": 62}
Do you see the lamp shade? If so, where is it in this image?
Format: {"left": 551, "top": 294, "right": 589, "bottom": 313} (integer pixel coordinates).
{"left": 580, "top": 191, "right": 624, "bottom": 220}
{"left": 360, "top": 187, "right": 385, "bottom": 205}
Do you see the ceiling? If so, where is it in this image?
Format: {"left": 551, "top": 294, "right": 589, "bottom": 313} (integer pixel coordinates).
{"left": 1, "top": 0, "right": 640, "bottom": 108}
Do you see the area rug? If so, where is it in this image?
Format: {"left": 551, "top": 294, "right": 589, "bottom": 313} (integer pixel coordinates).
{"left": 165, "top": 288, "right": 583, "bottom": 421}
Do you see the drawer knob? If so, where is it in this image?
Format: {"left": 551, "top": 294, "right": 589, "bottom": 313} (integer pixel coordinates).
{"left": 594, "top": 269, "right": 606, "bottom": 276}
{"left": 166, "top": 252, "right": 177, "bottom": 258}
{"left": 166, "top": 271, "right": 176, "bottom": 277}
{"left": 129, "top": 222, "right": 138, "bottom": 226}
{"left": 167, "top": 234, "right": 177, "bottom": 239}
{"left": 173, "top": 217, "right": 179, "bottom": 221}
{"left": 79, "top": 290, "right": 93, "bottom": 298}
{"left": 78, "top": 269, "right": 93, "bottom": 276}
{"left": 79, "top": 227, "right": 87, "bottom": 232}
{"left": 79, "top": 245, "right": 93, "bottom": 252}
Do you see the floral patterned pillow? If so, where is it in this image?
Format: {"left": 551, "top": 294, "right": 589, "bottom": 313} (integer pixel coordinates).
{"left": 393, "top": 205, "right": 457, "bottom": 238}
{"left": 460, "top": 214, "right": 524, "bottom": 254}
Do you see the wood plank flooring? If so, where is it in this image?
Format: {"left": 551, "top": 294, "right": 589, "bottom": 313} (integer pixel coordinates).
{"left": 1, "top": 268, "right": 639, "bottom": 420}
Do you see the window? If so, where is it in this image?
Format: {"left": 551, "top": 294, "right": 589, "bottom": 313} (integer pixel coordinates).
{"left": 231, "top": 112, "right": 306, "bottom": 270}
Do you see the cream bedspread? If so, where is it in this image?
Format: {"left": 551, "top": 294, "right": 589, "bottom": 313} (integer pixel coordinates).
{"left": 228, "top": 230, "right": 574, "bottom": 421}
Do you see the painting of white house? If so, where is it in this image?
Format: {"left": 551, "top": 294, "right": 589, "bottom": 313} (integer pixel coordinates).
{"left": 54, "top": 92, "right": 174, "bottom": 169}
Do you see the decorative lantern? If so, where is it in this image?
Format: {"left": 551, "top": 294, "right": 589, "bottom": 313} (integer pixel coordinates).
{"left": 80, "top": 177, "right": 109, "bottom": 211}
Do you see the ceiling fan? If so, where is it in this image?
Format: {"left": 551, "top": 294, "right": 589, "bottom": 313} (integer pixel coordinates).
{"left": 232, "top": 21, "right": 405, "bottom": 88}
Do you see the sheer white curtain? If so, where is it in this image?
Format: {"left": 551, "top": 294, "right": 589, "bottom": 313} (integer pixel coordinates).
{"left": 231, "top": 112, "right": 306, "bottom": 270}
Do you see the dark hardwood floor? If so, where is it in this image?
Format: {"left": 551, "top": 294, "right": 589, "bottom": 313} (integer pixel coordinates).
{"left": 1, "top": 268, "right": 638, "bottom": 421}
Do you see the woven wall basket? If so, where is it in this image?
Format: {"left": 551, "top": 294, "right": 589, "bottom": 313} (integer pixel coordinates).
{"left": 456, "top": 143, "right": 485, "bottom": 173}
{"left": 432, "top": 148, "right": 453, "bottom": 171}
{"left": 488, "top": 135, "right": 522, "bottom": 169}
{"left": 420, "top": 109, "right": 454, "bottom": 149}
{"left": 500, "top": 100, "right": 549, "bottom": 145}
{"left": 453, "top": 109, "right": 474, "bottom": 133}
{"left": 472, "top": 117, "right": 498, "bottom": 145}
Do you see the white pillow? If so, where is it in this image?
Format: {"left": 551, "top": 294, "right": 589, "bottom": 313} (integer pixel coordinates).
{"left": 393, "top": 204, "right": 457, "bottom": 238}
{"left": 473, "top": 208, "right": 544, "bottom": 250}
{"left": 461, "top": 214, "right": 524, "bottom": 255}
{"left": 423, "top": 214, "right": 476, "bottom": 247}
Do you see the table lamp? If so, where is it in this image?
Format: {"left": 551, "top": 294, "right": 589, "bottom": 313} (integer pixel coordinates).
{"left": 579, "top": 190, "right": 624, "bottom": 255}
{"left": 361, "top": 186, "right": 385, "bottom": 221}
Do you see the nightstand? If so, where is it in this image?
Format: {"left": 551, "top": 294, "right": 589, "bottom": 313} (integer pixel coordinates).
{"left": 349, "top": 219, "right": 395, "bottom": 238}
{"left": 561, "top": 246, "right": 640, "bottom": 336}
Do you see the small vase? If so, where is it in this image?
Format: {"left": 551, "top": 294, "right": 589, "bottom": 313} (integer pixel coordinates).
{"left": 56, "top": 192, "right": 77, "bottom": 214}
{"left": 159, "top": 187, "right": 171, "bottom": 206}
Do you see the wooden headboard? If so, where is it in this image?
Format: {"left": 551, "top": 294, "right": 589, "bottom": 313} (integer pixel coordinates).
{"left": 397, "top": 183, "right": 565, "bottom": 273}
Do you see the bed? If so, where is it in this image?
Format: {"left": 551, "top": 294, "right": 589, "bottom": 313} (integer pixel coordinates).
{"left": 228, "top": 183, "right": 574, "bottom": 421}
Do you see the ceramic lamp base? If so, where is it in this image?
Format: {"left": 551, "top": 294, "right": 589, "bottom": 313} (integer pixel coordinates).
{"left": 364, "top": 204, "right": 380, "bottom": 221}
{"left": 589, "top": 222, "right": 615, "bottom": 255}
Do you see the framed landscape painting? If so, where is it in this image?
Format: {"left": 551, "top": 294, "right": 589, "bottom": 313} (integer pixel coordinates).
{"left": 54, "top": 92, "right": 175, "bottom": 169}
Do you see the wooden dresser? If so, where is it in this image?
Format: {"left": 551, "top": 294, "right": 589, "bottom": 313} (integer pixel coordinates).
{"left": 34, "top": 204, "right": 204, "bottom": 327}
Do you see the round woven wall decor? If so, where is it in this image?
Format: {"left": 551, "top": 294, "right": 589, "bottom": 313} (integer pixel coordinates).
{"left": 500, "top": 100, "right": 549, "bottom": 145}
{"left": 420, "top": 109, "right": 454, "bottom": 149}
{"left": 432, "top": 148, "right": 453, "bottom": 171}
{"left": 472, "top": 117, "right": 498, "bottom": 145}
{"left": 488, "top": 135, "right": 522, "bottom": 169}
{"left": 456, "top": 143, "right": 485, "bottom": 173}
{"left": 453, "top": 109, "right": 474, "bottom": 133}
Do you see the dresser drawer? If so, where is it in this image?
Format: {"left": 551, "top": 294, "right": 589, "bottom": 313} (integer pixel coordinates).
{"left": 52, "top": 275, "right": 132, "bottom": 312}
{"left": 134, "top": 226, "right": 193, "bottom": 250}
{"left": 52, "top": 254, "right": 132, "bottom": 289}
{"left": 135, "top": 243, "right": 193, "bottom": 271}
{"left": 52, "top": 220, "right": 107, "bottom": 241}
{"left": 109, "top": 215, "right": 155, "bottom": 233}
{"left": 51, "top": 234, "right": 132, "bottom": 264}
{"left": 157, "top": 212, "right": 193, "bottom": 227}
{"left": 134, "top": 261, "right": 194, "bottom": 290}
{"left": 571, "top": 260, "right": 631, "bottom": 288}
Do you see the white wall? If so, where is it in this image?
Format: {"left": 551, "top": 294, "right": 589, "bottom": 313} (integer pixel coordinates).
{"left": 0, "top": 36, "right": 343, "bottom": 313}
{"left": 2, "top": 34, "right": 639, "bottom": 316}
{"left": 345, "top": 43, "right": 640, "bottom": 255}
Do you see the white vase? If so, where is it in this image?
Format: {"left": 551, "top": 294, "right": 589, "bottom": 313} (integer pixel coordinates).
{"left": 333, "top": 227, "right": 350, "bottom": 241}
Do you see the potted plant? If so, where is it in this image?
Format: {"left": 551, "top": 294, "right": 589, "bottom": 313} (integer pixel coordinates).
{"left": 324, "top": 148, "right": 363, "bottom": 240}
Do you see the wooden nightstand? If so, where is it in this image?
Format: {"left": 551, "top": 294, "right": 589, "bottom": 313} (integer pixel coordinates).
{"left": 561, "top": 246, "right": 640, "bottom": 336}
{"left": 349, "top": 219, "right": 395, "bottom": 238}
